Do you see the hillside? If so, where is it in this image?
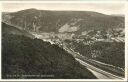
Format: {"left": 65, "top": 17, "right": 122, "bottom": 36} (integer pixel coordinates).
{"left": 2, "top": 22, "right": 34, "bottom": 38}
{"left": 2, "top": 23, "right": 97, "bottom": 79}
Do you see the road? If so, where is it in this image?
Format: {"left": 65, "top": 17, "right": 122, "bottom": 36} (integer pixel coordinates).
{"left": 76, "top": 58, "right": 123, "bottom": 79}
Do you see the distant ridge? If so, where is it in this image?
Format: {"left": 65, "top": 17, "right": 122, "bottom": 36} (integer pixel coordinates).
{"left": 2, "top": 8, "right": 124, "bottom": 34}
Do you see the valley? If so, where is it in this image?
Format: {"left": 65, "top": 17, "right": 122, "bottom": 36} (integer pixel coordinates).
{"left": 2, "top": 8, "right": 125, "bottom": 79}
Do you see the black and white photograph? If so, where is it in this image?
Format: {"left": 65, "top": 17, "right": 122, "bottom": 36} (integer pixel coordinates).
{"left": 1, "top": 2, "right": 126, "bottom": 81}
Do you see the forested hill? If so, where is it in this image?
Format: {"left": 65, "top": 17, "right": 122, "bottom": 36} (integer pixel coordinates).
{"left": 2, "top": 22, "right": 97, "bottom": 79}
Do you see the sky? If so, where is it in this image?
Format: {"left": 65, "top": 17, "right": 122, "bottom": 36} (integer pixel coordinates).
{"left": 2, "top": 3, "right": 125, "bottom": 15}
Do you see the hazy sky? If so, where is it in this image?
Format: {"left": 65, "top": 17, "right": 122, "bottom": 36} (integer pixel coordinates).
{"left": 2, "top": 3, "right": 124, "bottom": 15}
